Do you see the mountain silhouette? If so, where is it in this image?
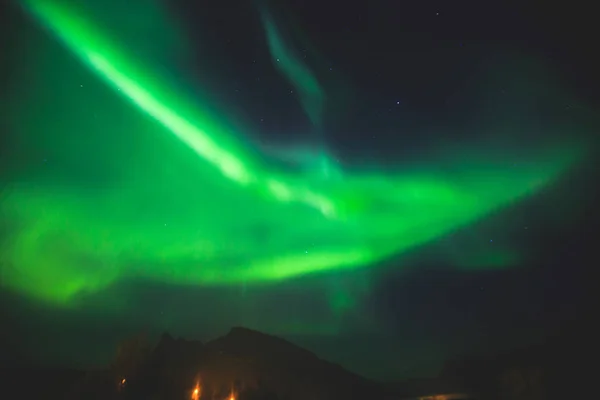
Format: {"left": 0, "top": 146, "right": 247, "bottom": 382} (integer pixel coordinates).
{"left": 54, "top": 327, "right": 384, "bottom": 400}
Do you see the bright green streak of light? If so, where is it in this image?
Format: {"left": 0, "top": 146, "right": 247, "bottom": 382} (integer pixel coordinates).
{"left": 3, "top": 0, "right": 580, "bottom": 305}
{"left": 22, "top": 0, "right": 336, "bottom": 217}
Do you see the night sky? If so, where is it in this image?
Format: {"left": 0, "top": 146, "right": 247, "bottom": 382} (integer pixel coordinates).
{"left": 1, "top": 0, "right": 598, "bottom": 381}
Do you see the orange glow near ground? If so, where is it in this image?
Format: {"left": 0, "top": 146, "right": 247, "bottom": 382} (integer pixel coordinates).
{"left": 191, "top": 383, "right": 201, "bottom": 400}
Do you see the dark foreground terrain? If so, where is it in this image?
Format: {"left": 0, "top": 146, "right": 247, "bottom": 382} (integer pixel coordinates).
{"left": 0, "top": 326, "right": 591, "bottom": 400}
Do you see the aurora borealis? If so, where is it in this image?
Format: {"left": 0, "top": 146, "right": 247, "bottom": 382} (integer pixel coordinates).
{"left": 1, "top": 0, "right": 597, "bottom": 380}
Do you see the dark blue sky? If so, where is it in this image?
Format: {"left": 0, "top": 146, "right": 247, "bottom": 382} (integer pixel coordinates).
{"left": 1, "top": 0, "right": 598, "bottom": 381}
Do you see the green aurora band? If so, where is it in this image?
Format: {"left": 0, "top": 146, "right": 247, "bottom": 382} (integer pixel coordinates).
{"left": 258, "top": 3, "right": 326, "bottom": 127}
{"left": 1, "top": 0, "right": 581, "bottom": 306}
